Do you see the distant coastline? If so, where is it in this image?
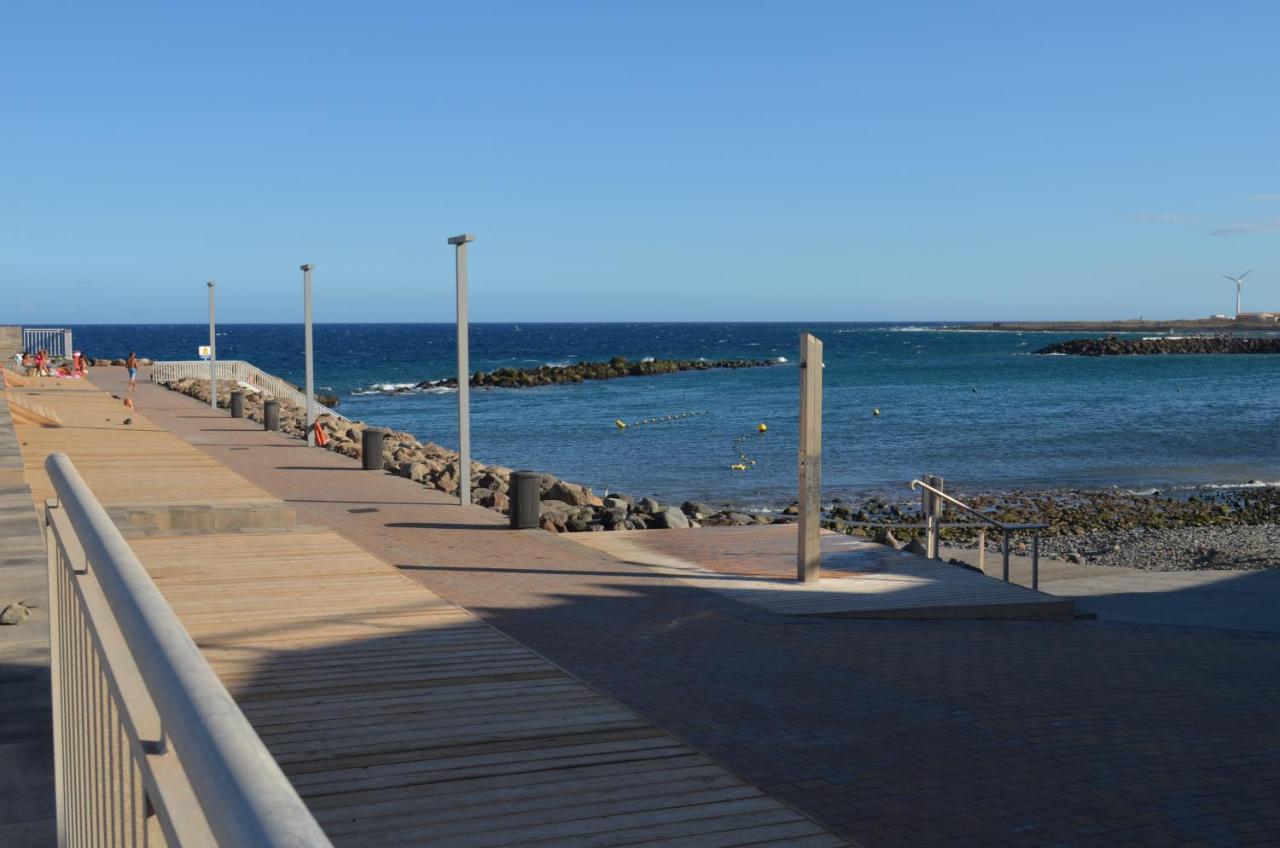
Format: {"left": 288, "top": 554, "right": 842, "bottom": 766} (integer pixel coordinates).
{"left": 955, "top": 316, "right": 1280, "bottom": 333}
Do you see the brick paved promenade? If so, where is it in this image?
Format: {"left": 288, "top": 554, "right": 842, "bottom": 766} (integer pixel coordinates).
{"left": 115, "top": 369, "right": 1280, "bottom": 848}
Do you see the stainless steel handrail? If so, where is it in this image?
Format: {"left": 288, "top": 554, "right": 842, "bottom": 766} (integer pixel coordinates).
{"left": 46, "top": 452, "right": 332, "bottom": 846}
{"left": 909, "top": 478, "right": 1048, "bottom": 589}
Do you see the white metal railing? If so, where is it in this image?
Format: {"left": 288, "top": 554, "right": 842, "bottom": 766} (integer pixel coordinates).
{"left": 45, "top": 452, "right": 332, "bottom": 846}
{"left": 150, "top": 360, "right": 349, "bottom": 422}
{"left": 24, "top": 327, "right": 74, "bottom": 358}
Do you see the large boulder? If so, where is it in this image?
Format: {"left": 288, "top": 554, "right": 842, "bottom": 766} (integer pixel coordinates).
{"left": 681, "top": 500, "right": 713, "bottom": 518}
{"left": 654, "top": 506, "right": 690, "bottom": 529}
{"left": 475, "top": 489, "right": 509, "bottom": 511}
{"left": 565, "top": 510, "right": 593, "bottom": 533}
{"left": 637, "top": 496, "right": 662, "bottom": 514}
{"left": 546, "top": 479, "right": 593, "bottom": 507}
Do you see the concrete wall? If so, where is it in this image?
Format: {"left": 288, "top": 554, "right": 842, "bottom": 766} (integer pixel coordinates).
{"left": 0, "top": 326, "right": 21, "bottom": 363}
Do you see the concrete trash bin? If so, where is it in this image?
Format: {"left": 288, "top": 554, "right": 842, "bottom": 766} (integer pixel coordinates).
{"left": 362, "top": 428, "right": 386, "bottom": 471}
{"left": 230, "top": 390, "right": 245, "bottom": 418}
{"left": 262, "top": 399, "right": 280, "bottom": 431}
{"left": 509, "top": 470, "right": 542, "bottom": 529}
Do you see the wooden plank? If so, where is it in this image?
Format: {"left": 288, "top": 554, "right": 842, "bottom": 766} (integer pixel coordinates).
{"left": 11, "top": 380, "right": 847, "bottom": 846}
{"left": 797, "top": 332, "right": 823, "bottom": 582}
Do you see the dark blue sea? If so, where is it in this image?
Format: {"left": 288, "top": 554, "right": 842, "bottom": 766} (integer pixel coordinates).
{"left": 68, "top": 323, "right": 1280, "bottom": 507}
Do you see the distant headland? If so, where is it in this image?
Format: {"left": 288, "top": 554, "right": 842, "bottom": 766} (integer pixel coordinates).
{"left": 959, "top": 316, "right": 1280, "bottom": 333}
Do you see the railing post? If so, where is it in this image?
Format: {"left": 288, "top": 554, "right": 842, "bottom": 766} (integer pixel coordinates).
{"left": 1032, "top": 531, "right": 1040, "bottom": 590}
{"left": 1001, "top": 531, "right": 1010, "bottom": 582}
{"left": 919, "top": 476, "right": 932, "bottom": 554}
{"left": 45, "top": 501, "right": 67, "bottom": 846}
{"left": 925, "top": 474, "right": 943, "bottom": 559}
{"left": 978, "top": 527, "right": 987, "bottom": 574}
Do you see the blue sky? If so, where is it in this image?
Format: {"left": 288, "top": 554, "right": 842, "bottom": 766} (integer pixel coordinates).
{"left": 3, "top": 2, "right": 1279, "bottom": 323}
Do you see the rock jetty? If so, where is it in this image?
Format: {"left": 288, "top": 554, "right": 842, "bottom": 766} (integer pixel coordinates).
{"left": 417, "top": 356, "right": 777, "bottom": 390}
{"left": 1036, "top": 336, "right": 1280, "bottom": 356}
{"left": 159, "top": 376, "right": 781, "bottom": 534}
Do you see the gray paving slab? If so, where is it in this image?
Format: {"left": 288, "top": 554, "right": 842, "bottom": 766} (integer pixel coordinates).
{"left": 0, "top": 396, "right": 53, "bottom": 843}
{"left": 102, "top": 365, "right": 1280, "bottom": 848}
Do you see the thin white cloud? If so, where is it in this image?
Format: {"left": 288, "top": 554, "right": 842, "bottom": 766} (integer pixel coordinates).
{"left": 1249, "top": 194, "right": 1280, "bottom": 201}
{"left": 1126, "top": 212, "right": 1192, "bottom": 224}
{"left": 1210, "top": 218, "right": 1280, "bottom": 236}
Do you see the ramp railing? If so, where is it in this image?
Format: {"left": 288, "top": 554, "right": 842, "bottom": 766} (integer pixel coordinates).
{"left": 45, "top": 452, "right": 332, "bottom": 846}
{"left": 24, "top": 327, "right": 74, "bottom": 358}
{"left": 910, "top": 477, "right": 1048, "bottom": 589}
{"left": 150, "top": 359, "right": 350, "bottom": 422}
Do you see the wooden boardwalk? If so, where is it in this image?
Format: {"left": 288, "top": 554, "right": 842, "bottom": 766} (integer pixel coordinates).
{"left": 9, "top": 378, "right": 844, "bottom": 847}
{"left": 569, "top": 525, "right": 1076, "bottom": 619}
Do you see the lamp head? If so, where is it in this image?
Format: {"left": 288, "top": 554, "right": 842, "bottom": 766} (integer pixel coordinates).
{"left": 207, "top": 281, "right": 215, "bottom": 288}
{"left": 300, "top": 263, "right": 315, "bottom": 272}
{"left": 447, "top": 234, "right": 476, "bottom": 246}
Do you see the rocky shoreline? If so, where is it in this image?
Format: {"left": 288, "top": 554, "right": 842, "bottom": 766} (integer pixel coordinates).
{"left": 158, "top": 376, "right": 1280, "bottom": 571}
{"left": 415, "top": 356, "right": 777, "bottom": 391}
{"left": 1036, "top": 336, "right": 1280, "bottom": 356}
{"left": 827, "top": 487, "right": 1280, "bottom": 571}
{"left": 160, "top": 376, "right": 786, "bottom": 533}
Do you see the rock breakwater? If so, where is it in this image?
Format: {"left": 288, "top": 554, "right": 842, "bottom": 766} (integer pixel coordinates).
{"left": 1036, "top": 336, "right": 1280, "bottom": 356}
{"left": 415, "top": 356, "right": 777, "bottom": 391}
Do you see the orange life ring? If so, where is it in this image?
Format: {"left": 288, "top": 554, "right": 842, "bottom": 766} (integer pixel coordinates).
{"left": 313, "top": 421, "right": 328, "bottom": 447}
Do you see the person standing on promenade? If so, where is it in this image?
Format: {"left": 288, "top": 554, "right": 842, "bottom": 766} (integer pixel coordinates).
{"left": 126, "top": 352, "right": 138, "bottom": 390}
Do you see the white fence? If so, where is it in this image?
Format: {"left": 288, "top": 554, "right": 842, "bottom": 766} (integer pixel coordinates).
{"left": 24, "top": 328, "right": 74, "bottom": 358}
{"left": 45, "top": 453, "right": 332, "bottom": 846}
{"left": 150, "top": 360, "right": 350, "bottom": 422}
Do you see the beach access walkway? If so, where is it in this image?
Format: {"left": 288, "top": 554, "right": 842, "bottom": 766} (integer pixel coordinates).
{"left": 4, "top": 375, "right": 843, "bottom": 846}
{"left": 85, "top": 365, "right": 1280, "bottom": 848}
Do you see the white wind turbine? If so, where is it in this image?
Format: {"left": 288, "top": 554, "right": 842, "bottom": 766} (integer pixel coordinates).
{"left": 1223, "top": 269, "right": 1252, "bottom": 317}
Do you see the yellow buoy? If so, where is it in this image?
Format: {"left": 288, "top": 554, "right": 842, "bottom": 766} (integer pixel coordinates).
{"left": 731, "top": 463, "right": 748, "bottom": 471}
{"left": 758, "top": 423, "right": 767, "bottom": 432}
{"left": 615, "top": 419, "right": 627, "bottom": 429}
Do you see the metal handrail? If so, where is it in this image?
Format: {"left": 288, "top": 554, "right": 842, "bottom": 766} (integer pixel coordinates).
{"left": 909, "top": 477, "right": 1047, "bottom": 590}
{"left": 46, "top": 452, "right": 332, "bottom": 846}
{"left": 909, "top": 479, "right": 1047, "bottom": 532}
{"left": 151, "top": 359, "right": 350, "bottom": 423}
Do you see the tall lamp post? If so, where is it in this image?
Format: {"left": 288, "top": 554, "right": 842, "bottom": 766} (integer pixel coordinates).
{"left": 447, "top": 234, "right": 475, "bottom": 507}
{"left": 301, "top": 264, "right": 316, "bottom": 446}
{"left": 207, "top": 281, "right": 217, "bottom": 410}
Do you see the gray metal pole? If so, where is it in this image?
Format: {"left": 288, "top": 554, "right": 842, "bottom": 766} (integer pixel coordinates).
{"left": 207, "top": 281, "right": 216, "bottom": 410}
{"left": 447, "top": 234, "right": 475, "bottom": 506}
{"left": 301, "top": 264, "right": 315, "bottom": 446}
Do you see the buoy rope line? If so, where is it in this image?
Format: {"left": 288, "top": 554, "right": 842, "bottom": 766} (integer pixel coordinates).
{"left": 614, "top": 410, "right": 709, "bottom": 429}
{"left": 729, "top": 423, "right": 767, "bottom": 470}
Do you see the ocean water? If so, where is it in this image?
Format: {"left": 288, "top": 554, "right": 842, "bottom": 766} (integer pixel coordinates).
{"left": 68, "top": 323, "right": 1280, "bottom": 507}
